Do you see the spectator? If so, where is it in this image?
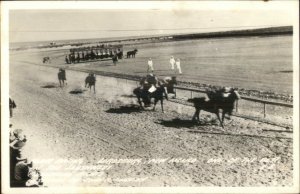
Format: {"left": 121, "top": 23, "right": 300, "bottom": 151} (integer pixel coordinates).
{"left": 147, "top": 58, "right": 154, "bottom": 73}
{"left": 14, "top": 154, "right": 32, "bottom": 187}
{"left": 175, "top": 58, "right": 182, "bottom": 74}
{"left": 9, "top": 98, "right": 17, "bottom": 118}
{"left": 169, "top": 56, "right": 175, "bottom": 70}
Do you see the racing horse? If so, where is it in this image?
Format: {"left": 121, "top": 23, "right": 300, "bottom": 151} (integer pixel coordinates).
{"left": 126, "top": 49, "right": 138, "bottom": 58}
{"left": 85, "top": 73, "right": 96, "bottom": 93}
{"left": 57, "top": 68, "right": 66, "bottom": 87}
{"left": 42, "top": 57, "right": 50, "bottom": 63}
{"left": 133, "top": 84, "right": 168, "bottom": 112}
{"left": 187, "top": 88, "right": 241, "bottom": 128}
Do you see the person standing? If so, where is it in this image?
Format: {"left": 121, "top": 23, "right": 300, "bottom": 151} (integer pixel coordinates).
{"left": 169, "top": 56, "right": 175, "bottom": 70}
{"left": 175, "top": 58, "right": 182, "bottom": 74}
{"left": 147, "top": 58, "right": 154, "bottom": 73}
{"left": 112, "top": 54, "right": 118, "bottom": 66}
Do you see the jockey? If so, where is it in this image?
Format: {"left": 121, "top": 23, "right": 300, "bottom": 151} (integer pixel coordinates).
{"left": 146, "top": 73, "right": 158, "bottom": 87}
{"left": 139, "top": 73, "right": 158, "bottom": 107}
{"left": 206, "top": 86, "right": 232, "bottom": 102}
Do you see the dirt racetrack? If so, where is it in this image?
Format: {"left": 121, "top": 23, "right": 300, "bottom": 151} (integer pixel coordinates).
{"left": 9, "top": 58, "right": 293, "bottom": 187}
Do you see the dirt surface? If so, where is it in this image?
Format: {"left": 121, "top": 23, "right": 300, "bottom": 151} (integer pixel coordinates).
{"left": 9, "top": 59, "right": 293, "bottom": 187}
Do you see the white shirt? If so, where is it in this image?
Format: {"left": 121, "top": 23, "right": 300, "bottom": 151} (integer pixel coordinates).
{"left": 170, "top": 58, "right": 175, "bottom": 64}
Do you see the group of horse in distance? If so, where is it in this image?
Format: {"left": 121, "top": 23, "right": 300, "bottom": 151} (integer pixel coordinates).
{"left": 57, "top": 67, "right": 240, "bottom": 128}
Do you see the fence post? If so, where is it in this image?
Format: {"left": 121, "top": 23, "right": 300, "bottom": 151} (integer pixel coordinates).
{"left": 263, "top": 103, "right": 266, "bottom": 118}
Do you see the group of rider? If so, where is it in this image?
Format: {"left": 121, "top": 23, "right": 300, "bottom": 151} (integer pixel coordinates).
{"left": 65, "top": 49, "right": 122, "bottom": 64}
{"left": 138, "top": 72, "right": 232, "bottom": 107}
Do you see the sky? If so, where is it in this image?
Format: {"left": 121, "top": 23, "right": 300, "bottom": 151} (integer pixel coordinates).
{"left": 7, "top": 1, "right": 297, "bottom": 43}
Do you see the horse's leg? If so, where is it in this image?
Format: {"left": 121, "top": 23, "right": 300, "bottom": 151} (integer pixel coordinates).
{"left": 216, "top": 110, "right": 224, "bottom": 128}
{"left": 137, "top": 96, "right": 143, "bottom": 109}
{"left": 153, "top": 98, "right": 158, "bottom": 111}
{"left": 93, "top": 85, "right": 96, "bottom": 94}
{"left": 192, "top": 109, "right": 198, "bottom": 121}
{"left": 197, "top": 109, "right": 201, "bottom": 122}
{"left": 160, "top": 98, "right": 164, "bottom": 113}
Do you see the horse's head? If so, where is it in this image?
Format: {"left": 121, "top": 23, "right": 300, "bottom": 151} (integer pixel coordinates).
{"left": 134, "top": 49, "right": 138, "bottom": 52}
{"left": 133, "top": 87, "right": 142, "bottom": 96}
{"left": 230, "top": 88, "right": 241, "bottom": 100}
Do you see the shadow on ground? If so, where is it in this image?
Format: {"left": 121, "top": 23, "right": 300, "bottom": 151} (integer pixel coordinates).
{"left": 120, "top": 94, "right": 136, "bottom": 98}
{"left": 69, "top": 89, "right": 87, "bottom": 94}
{"left": 157, "top": 118, "right": 219, "bottom": 129}
{"left": 41, "top": 84, "right": 58, "bottom": 89}
{"left": 106, "top": 104, "right": 142, "bottom": 114}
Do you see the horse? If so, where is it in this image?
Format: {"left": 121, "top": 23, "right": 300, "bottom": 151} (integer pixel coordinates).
{"left": 85, "top": 73, "right": 96, "bottom": 93}
{"left": 117, "top": 51, "right": 123, "bottom": 59}
{"left": 42, "top": 57, "right": 50, "bottom": 63}
{"left": 187, "top": 88, "right": 241, "bottom": 128}
{"left": 57, "top": 69, "right": 66, "bottom": 87}
{"left": 126, "top": 49, "right": 138, "bottom": 58}
{"left": 133, "top": 85, "right": 168, "bottom": 112}
{"left": 9, "top": 98, "right": 16, "bottom": 118}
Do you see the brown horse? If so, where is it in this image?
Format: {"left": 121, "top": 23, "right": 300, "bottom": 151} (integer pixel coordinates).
{"left": 126, "top": 49, "right": 138, "bottom": 58}
{"left": 57, "top": 69, "right": 66, "bottom": 87}
{"left": 188, "top": 88, "right": 240, "bottom": 128}
{"left": 85, "top": 73, "right": 96, "bottom": 93}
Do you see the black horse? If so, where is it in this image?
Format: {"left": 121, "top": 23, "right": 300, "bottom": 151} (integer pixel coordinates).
{"left": 187, "top": 88, "right": 240, "bottom": 128}
{"left": 133, "top": 85, "right": 168, "bottom": 112}
{"left": 57, "top": 69, "right": 66, "bottom": 87}
{"left": 85, "top": 73, "right": 96, "bottom": 93}
{"left": 42, "top": 57, "right": 50, "bottom": 63}
{"left": 126, "top": 49, "right": 138, "bottom": 58}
